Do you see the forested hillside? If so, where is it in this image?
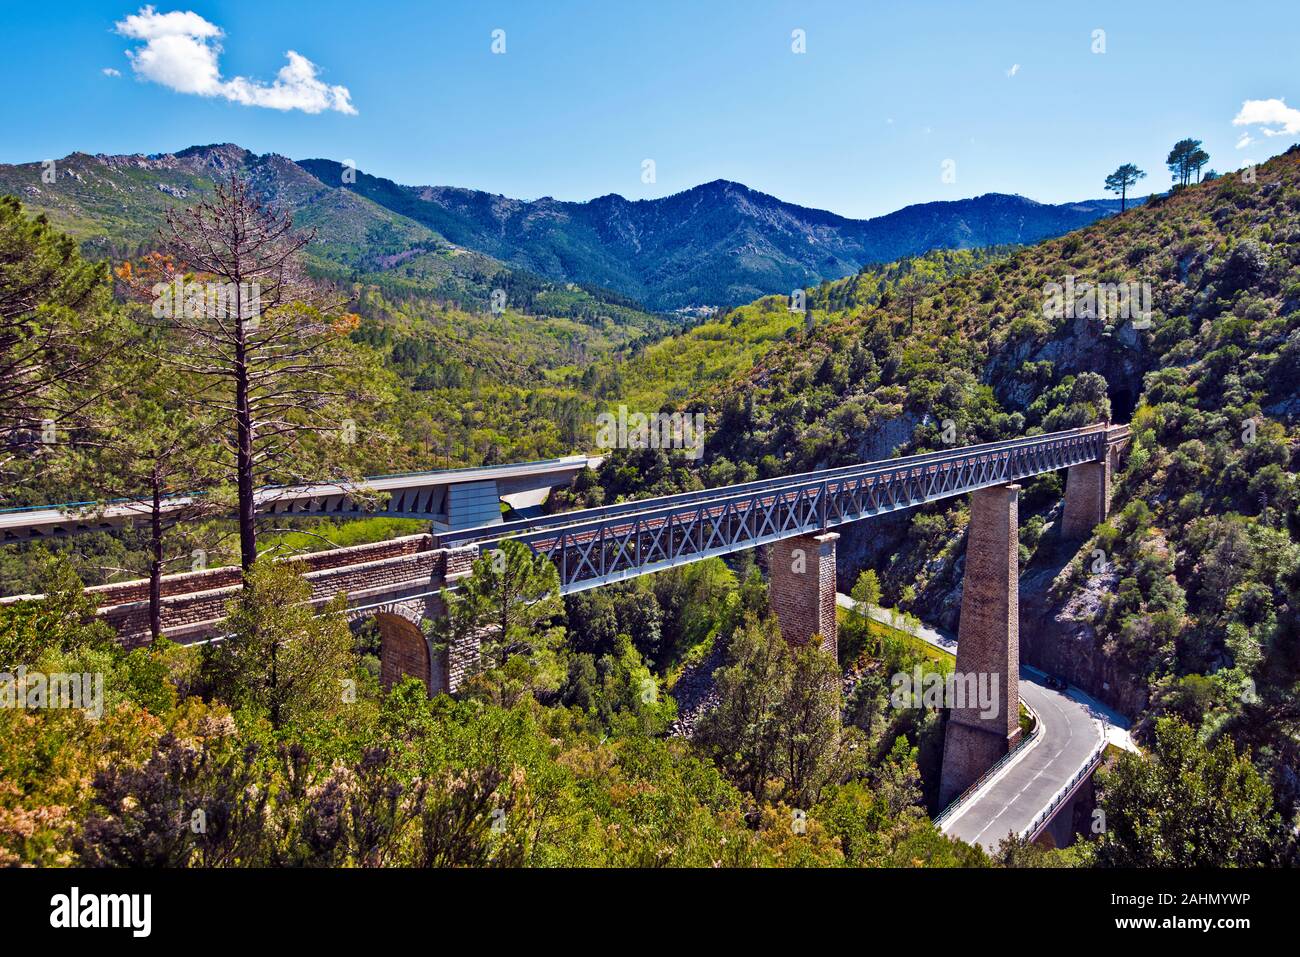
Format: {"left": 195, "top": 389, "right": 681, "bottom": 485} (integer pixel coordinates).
{"left": 572, "top": 246, "right": 1016, "bottom": 411}
{"left": 587, "top": 147, "right": 1300, "bottom": 830}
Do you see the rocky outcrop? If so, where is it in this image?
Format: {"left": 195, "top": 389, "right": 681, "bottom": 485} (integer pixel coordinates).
{"left": 667, "top": 641, "right": 726, "bottom": 739}
{"left": 1018, "top": 539, "right": 1147, "bottom": 717}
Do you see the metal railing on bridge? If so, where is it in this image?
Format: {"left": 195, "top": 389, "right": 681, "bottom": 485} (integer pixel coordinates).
{"left": 1022, "top": 740, "right": 1109, "bottom": 842}
{"left": 933, "top": 699, "right": 1044, "bottom": 831}
{"left": 438, "top": 424, "right": 1123, "bottom": 592}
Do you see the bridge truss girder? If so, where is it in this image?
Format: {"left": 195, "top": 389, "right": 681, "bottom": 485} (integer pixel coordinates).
{"left": 460, "top": 427, "right": 1116, "bottom": 593}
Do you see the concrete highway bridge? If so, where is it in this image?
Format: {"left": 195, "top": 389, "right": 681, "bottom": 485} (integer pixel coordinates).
{"left": 0, "top": 455, "right": 600, "bottom": 541}
{"left": 2, "top": 422, "right": 1129, "bottom": 835}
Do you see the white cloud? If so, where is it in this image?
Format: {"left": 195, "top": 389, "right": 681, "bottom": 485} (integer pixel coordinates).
{"left": 102, "top": 67, "right": 121, "bottom": 77}
{"left": 1006, "top": 63, "right": 1020, "bottom": 78}
{"left": 1231, "top": 97, "right": 1300, "bottom": 137}
{"left": 113, "top": 5, "right": 356, "bottom": 114}
{"left": 1235, "top": 133, "right": 1253, "bottom": 150}
{"left": 220, "top": 51, "right": 355, "bottom": 113}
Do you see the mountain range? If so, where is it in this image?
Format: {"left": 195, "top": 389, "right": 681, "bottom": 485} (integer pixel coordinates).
{"left": 1, "top": 144, "right": 1128, "bottom": 311}
{"left": 300, "top": 159, "right": 1128, "bottom": 310}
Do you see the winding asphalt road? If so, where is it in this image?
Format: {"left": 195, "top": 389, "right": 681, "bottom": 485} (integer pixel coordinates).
{"left": 836, "top": 594, "right": 1135, "bottom": 850}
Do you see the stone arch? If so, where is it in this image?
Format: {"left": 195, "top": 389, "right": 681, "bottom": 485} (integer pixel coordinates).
{"left": 371, "top": 611, "right": 439, "bottom": 695}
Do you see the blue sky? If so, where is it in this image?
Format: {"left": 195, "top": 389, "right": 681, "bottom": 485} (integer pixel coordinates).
{"left": 2, "top": 0, "right": 1298, "bottom": 218}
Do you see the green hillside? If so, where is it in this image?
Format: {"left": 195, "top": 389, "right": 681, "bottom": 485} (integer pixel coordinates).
{"left": 599, "top": 148, "right": 1300, "bottom": 819}
{"left": 0, "top": 145, "right": 667, "bottom": 333}
{"left": 579, "top": 246, "right": 1015, "bottom": 410}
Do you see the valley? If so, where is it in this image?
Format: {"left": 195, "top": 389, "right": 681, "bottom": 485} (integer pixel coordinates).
{"left": 1, "top": 52, "right": 1296, "bottom": 882}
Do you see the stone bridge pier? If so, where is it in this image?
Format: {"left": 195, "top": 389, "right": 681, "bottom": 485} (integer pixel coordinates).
{"left": 939, "top": 428, "right": 1125, "bottom": 807}
{"left": 768, "top": 531, "right": 839, "bottom": 658}
{"left": 939, "top": 483, "right": 1022, "bottom": 806}
{"left": 1061, "top": 438, "right": 1120, "bottom": 539}
{"left": 359, "top": 602, "right": 483, "bottom": 699}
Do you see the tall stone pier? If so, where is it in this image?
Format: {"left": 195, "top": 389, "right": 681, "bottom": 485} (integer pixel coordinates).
{"left": 939, "top": 484, "right": 1022, "bottom": 807}
{"left": 1061, "top": 459, "right": 1111, "bottom": 540}
{"left": 769, "top": 531, "right": 839, "bottom": 658}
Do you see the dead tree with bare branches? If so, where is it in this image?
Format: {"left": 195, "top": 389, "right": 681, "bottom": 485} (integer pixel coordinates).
{"left": 121, "top": 174, "right": 372, "bottom": 572}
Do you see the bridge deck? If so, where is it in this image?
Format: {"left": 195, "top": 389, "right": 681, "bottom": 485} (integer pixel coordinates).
{"left": 0, "top": 455, "right": 599, "bottom": 540}
{"left": 441, "top": 425, "right": 1127, "bottom": 593}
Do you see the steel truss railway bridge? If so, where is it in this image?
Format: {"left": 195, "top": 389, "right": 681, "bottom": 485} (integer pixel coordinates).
{"left": 436, "top": 424, "right": 1125, "bottom": 593}
{"left": 2, "top": 422, "right": 1129, "bottom": 842}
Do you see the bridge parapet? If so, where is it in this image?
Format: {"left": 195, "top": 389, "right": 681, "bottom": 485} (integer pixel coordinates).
{"left": 80, "top": 533, "right": 437, "bottom": 608}
{"left": 1023, "top": 741, "right": 1107, "bottom": 844}
{"left": 0, "top": 533, "right": 480, "bottom": 650}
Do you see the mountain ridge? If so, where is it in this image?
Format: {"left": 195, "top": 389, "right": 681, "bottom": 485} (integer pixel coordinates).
{"left": 2, "top": 143, "right": 1129, "bottom": 312}
{"left": 0, "top": 144, "right": 670, "bottom": 342}
{"left": 296, "top": 156, "right": 1130, "bottom": 310}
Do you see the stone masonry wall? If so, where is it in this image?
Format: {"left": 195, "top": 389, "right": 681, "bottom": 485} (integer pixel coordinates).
{"left": 73, "top": 534, "right": 436, "bottom": 607}
{"left": 62, "top": 536, "right": 460, "bottom": 647}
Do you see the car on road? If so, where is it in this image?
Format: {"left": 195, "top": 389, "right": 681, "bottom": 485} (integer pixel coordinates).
{"left": 1043, "top": 674, "right": 1069, "bottom": 691}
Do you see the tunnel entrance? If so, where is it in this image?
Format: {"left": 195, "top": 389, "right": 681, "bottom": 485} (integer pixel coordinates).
{"left": 1107, "top": 383, "right": 1137, "bottom": 424}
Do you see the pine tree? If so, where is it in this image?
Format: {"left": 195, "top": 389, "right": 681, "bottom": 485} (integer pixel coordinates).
{"left": 437, "top": 538, "right": 565, "bottom": 673}
{"left": 212, "top": 561, "right": 357, "bottom": 730}
{"left": 1166, "top": 138, "right": 1207, "bottom": 188}
{"left": 68, "top": 344, "right": 225, "bottom": 641}
{"left": 1104, "top": 163, "right": 1146, "bottom": 212}
{"left": 0, "top": 196, "right": 119, "bottom": 481}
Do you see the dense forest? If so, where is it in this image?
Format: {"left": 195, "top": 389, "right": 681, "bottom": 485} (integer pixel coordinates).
{"left": 1, "top": 143, "right": 1296, "bottom": 867}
